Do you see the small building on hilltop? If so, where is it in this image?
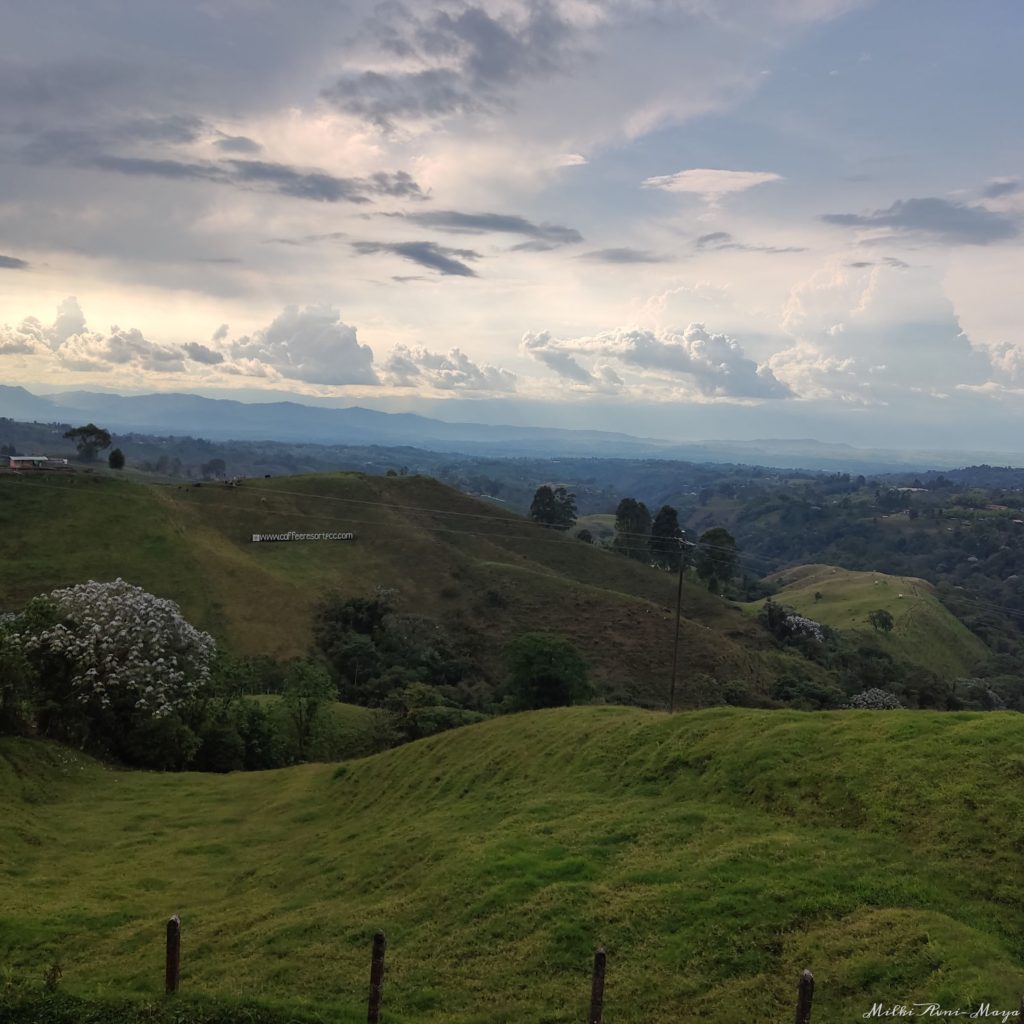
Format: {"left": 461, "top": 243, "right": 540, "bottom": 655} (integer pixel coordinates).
{"left": 8, "top": 456, "right": 69, "bottom": 471}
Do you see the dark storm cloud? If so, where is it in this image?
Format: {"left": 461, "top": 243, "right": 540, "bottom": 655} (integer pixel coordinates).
{"left": 847, "top": 256, "right": 911, "bottom": 269}
{"left": 352, "top": 240, "right": 481, "bottom": 276}
{"left": 0, "top": 255, "right": 29, "bottom": 269}
{"left": 215, "top": 135, "right": 263, "bottom": 154}
{"left": 695, "top": 231, "right": 805, "bottom": 254}
{"left": 582, "top": 247, "right": 667, "bottom": 263}
{"left": 181, "top": 341, "right": 225, "bottom": 364}
{"left": 29, "top": 141, "right": 427, "bottom": 205}
{"left": 118, "top": 114, "right": 206, "bottom": 144}
{"left": 822, "top": 197, "right": 1017, "bottom": 244}
{"left": 323, "top": 3, "right": 573, "bottom": 128}
{"left": 91, "top": 153, "right": 222, "bottom": 181}
{"left": 983, "top": 178, "right": 1021, "bottom": 199}
{"left": 400, "top": 209, "right": 581, "bottom": 245}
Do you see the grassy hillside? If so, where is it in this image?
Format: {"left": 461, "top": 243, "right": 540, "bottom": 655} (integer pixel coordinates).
{"left": 0, "top": 472, "right": 797, "bottom": 705}
{"left": 749, "top": 564, "right": 989, "bottom": 678}
{"left": 4, "top": 708, "right": 1024, "bottom": 1022}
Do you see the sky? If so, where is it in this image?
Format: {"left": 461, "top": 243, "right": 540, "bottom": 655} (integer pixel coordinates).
{"left": 1, "top": 0, "right": 1023, "bottom": 449}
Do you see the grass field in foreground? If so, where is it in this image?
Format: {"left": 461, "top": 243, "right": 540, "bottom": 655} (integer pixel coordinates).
{"left": 746, "top": 564, "right": 989, "bottom": 679}
{"left": 4, "top": 707, "right": 1024, "bottom": 1023}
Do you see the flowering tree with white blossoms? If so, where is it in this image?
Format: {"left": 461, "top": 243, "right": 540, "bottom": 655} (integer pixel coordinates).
{"left": 16, "top": 579, "right": 216, "bottom": 728}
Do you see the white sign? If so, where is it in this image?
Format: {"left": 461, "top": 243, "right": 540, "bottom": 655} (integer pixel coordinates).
{"left": 252, "top": 531, "right": 355, "bottom": 543}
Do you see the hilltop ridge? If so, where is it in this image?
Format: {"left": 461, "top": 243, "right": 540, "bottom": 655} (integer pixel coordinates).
{"left": 0, "top": 470, "right": 799, "bottom": 704}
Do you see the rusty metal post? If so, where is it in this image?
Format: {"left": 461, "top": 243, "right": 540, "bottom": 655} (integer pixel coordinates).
{"left": 165, "top": 914, "right": 181, "bottom": 995}
{"left": 795, "top": 968, "right": 814, "bottom": 1024}
{"left": 588, "top": 946, "right": 606, "bottom": 1024}
{"left": 368, "top": 930, "right": 386, "bottom": 1023}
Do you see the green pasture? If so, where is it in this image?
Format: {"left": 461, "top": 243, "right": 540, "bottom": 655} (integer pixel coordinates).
{"left": 4, "top": 707, "right": 1024, "bottom": 1022}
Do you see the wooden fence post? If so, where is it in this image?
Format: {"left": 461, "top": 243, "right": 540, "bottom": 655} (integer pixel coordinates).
{"left": 1016, "top": 993, "right": 1023, "bottom": 1024}
{"left": 795, "top": 968, "right": 814, "bottom": 1024}
{"left": 368, "top": 930, "right": 387, "bottom": 1024}
{"left": 165, "top": 914, "right": 181, "bottom": 995}
{"left": 589, "top": 946, "right": 606, "bottom": 1024}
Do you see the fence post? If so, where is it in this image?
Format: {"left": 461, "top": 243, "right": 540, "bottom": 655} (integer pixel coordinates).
{"left": 795, "top": 968, "right": 814, "bottom": 1024}
{"left": 368, "top": 930, "right": 387, "bottom": 1024}
{"left": 589, "top": 946, "right": 606, "bottom": 1024}
{"left": 1017, "top": 994, "right": 1023, "bottom": 1024}
{"left": 165, "top": 914, "right": 181, "bottom": 995}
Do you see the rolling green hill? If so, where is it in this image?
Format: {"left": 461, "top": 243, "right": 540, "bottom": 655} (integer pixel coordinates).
{"left": 0, "top": 472, "right": 802, "bottom": 705}
{"left": 4, "top": 707, "right": 1024, "bottom": 1022}
{"left": 749, "top": 564, "right": 989, "bottom": 679}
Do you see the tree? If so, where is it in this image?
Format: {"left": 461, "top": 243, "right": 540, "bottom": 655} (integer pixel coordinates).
{"left": 529, "top": 485, "right": 577, "bottom": 530}
{"left": 108, "top": 448, "right": 125, "bottom": 470}
{"left": 613, "top": 498, "right": 652, "bottom": 561}
{"left": 649, "top": 505, "right": 686, "bottom": 570}
{"left": 63, "top": 423, "right": 112, "bottom": 462}
{"left": 281, "top": 659, "right": 335, "bottom": 760}
{"left": 695, "top": 527, "right": 739, "bottom": 592}
{"left": 13, "top": 579, "right": 215, "bottom": 759}
{"left": 505, "top": 632, "right": 589, "bottom": 709}
{"left": 201, "top": 458, "right": 227, "bottom": 480}
{"left": 868, "top": 609, "right": 895, "bottom": 633}
{"left": 576, "top": 528, "right": 593, "bottom": 544}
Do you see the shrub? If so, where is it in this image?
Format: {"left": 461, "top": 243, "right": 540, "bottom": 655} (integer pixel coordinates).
{"left": 505, "top": 632, "right": 590, "bottom": 710}
{"left": 846, "top": 688, "right": 904, "bottom": 709}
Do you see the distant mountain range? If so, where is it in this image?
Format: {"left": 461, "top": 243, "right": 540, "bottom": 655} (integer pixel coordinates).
{"left": 2, "top": 384, "right": 1022, "bottom": 472}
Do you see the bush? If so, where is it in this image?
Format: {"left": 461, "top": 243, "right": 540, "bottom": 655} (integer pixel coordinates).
{"left": 505, "top": 633, "right": 590, "bottom": 710}
{"left": 846, "top": 688, "right": 904, "bottom": 709}
{"left": 9, "top": 580, "right": 215, "bottom": 763}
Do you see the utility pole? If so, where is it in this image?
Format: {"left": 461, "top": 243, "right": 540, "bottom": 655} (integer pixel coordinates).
{"left": 668, "top": 536, "right": 689, "bottom": 712}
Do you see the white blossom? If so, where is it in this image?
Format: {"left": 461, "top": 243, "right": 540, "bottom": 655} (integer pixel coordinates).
{"left": 15, "top": 579, "right": 215, "bottom": 719}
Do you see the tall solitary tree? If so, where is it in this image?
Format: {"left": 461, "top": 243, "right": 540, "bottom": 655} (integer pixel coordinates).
{"left": 649, "top": 505, "right": 686, "bottom": 570}
{"left": 613, "top": 498, "right": 652, "bottom": 561}
{"left": 695, "top": 527, "right": 739, "bottom": 592}
{"left": 108, "top": 448, "right": 125, "bottom": 470}
{"left": 63, "top": 423, "right": 112, "bottom": 462}
{"left": 529, "top": 485, "right": 577, "bottom": 530}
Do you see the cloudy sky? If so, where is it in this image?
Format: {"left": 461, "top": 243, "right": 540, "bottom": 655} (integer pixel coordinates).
{"left": 1, "top": 0, "right": 1023, "bottom": 448}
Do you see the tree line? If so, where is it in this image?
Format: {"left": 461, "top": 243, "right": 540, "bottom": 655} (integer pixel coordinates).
{"left": 528, "top": 485, "right": 741, "bottom": 593}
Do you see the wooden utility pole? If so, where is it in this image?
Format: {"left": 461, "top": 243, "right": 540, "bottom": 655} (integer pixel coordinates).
{"left": 668, "top": 536, "right": 688, "bottom": 712}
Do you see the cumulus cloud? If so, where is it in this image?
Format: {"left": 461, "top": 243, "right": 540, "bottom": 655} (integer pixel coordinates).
{"left": 181, "top": 341, "right": 225, "bottom": 365}
{"left": 0, "top": 255, "right": 29, "bottom": 270}
{"left": 384, "top": 344, "right": 516, "bottom": 392}
{"left": 771, "top": 259, "right": 996, "bottom": 402}
{"left": 522, "top": 324, "right": 793, "bottom": 399}
{"left": 229, "top": 305, "right": 378, "bottom": 386}
{"left": 643, "top": 169, "right": 783, "bottom": 203}
{"left": 398, "top": 210, "right": 582, "bottom": 246}
{"left": 59, "top": 325, "right": 187, "bottom": 373}
{"left": 522, "top": 330, "right": 595, "bottom": 383}
{"left": 352, "top": 240, "right": 481, "bottom": 276}
{"left": 822, "top": 197, "right": 1017, "bottom": 245}
{"left": 0, "top": 297, "right": 87, "bottom": 356}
